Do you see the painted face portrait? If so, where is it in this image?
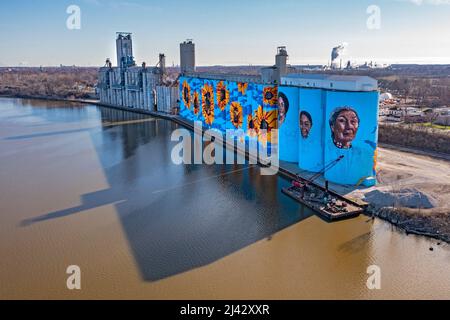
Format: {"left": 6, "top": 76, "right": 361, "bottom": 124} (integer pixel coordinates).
{"left": 277, "top": 92, "right": 289, "bottom": 127}
{"left": 329, "top": 107, "right": 360, "bottom": 149}
{"left": 299, "top": 111, "right": 312, "bottom": 138}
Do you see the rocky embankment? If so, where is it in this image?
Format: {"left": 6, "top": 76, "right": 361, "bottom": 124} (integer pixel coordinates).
{"left": 366, "top": 206, "right": 450, "bottom": 243}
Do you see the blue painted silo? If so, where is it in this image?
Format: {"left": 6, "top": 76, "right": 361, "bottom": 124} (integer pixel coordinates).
{"left": 278, "top": 86, "right": 299, "bottom": 163}
{"left": 324, "top": 90, "right": 379, "bottom": 185}
{"left": 298, "top": 88, "right": 325, "bottom": 172}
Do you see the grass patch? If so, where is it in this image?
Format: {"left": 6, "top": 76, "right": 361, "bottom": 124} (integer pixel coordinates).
{"left": 420, "top": 123, "right": 450, "bottom": 130}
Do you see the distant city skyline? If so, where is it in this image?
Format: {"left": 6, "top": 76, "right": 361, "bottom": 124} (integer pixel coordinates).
{"left": 1, "top": 0, "right": 450, "bottom": 67}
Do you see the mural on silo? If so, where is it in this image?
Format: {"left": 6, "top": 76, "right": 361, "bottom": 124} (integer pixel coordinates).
{"left": 278, "top": 87, "right": 299, "bottom": 163}
{"left": 298, "top": 88, "right": 325, "bottom": 173}
{"left": 299, "top": 111, "right": 313, "bottom": 139}
{"left": 329, "top": 107, "right": 360, "bottom": 149}
{"left": 211, "top": 80, "right": 228, "bottom": 131}
{"left": 182, "top": 80, "right": 191, "bottom": 111}
{"left": 216, "top": 81, "right": 230, "bottom": 111}
{"left": 253, "top": 105, "right": 278, "bottom": 145}
{"left": 179, "top": 76, "right": 379, "bottom": 186}
{"left": 180, "top": 76, "right": 204, "bottom": 122}
{"left": 226, "top": 81, "right": 243, "bottom": 133}
{"left": 230, "top": 102, "right": 243, "bottom": 129}
{"left": 201, "top": 82, "right": 215, "bottom": 127}
{"left": 192, "top": 91, "right": 200, "bottom": 116}
{"left": 179, "top": 76, "right": 278, "bottom": 152}
{"left": 277, "top": 92, "right": 289, "bottom": 127}
{"left": 324, "top": 90, "right": 379, "bottom": 186}
{"left": 263, "top": 86, "right": 278, "bottom": 106}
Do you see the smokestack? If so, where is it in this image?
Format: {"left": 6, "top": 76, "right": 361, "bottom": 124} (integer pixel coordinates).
{"left": 331, "top": 43, "right": 347, "bottom": 69}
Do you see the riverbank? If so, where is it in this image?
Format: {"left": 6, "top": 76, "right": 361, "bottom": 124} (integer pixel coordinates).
{"left": 0, "top": 94, "right": 101, "bottom": 106}
{"left": 338, "top": 146, "right": 450, "bottom": 243}
{"left": 0, "top": 67, "right": 97, "bottom": 101}
{"left": 370, "top": 207, "right": 450, "bottom": 243}
{"left": 2, "top": 95, "right": 449, "bottom": 244}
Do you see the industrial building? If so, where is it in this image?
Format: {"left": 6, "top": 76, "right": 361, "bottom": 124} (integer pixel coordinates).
{"left": 98, "top": 32, "right": 177, "bottom": 113}
{"left": 97, "top": 33, "right": 293, "bottom": 112}
{"left": 98, "top": 33, "right": 380, "bottom": 186}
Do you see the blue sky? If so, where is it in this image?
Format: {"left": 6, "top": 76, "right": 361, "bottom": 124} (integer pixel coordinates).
{"left": 0, "top": 0, "right": 449, "bottom": 66}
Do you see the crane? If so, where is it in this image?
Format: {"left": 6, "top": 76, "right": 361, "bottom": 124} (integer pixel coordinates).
{"left": 292, "top": 155, "right": 344, "bottom": 192}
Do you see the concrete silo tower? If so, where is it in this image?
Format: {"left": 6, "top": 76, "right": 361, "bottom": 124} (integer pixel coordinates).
{"left": 180, "top": 39, "right": 196, "bottom": 74}
{"left": 275, "top": 46, "right": 288, "bottom": 83}
{"left": 159, "top": 53, "right": 166, "bottom": 74}
{"left": 116, "top": 32, "right": 135, "bottom": 68}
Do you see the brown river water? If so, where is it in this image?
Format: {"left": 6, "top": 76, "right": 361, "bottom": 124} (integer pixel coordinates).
{"left": 0, "top": 98, "right": 449, "bottom": 299}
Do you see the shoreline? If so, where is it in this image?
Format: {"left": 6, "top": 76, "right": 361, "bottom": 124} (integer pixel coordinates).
{"left": 2, "top": 94, "right": 449, "bottom": 244}
{"left": 0, "top": 94, "right": 116, "bottom": 109}
{"left": 368, "top": 207, "right": 450, "bottom": 244}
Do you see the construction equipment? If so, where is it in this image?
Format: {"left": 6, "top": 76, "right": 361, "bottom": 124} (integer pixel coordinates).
{"left": 282, "top": 155, "right": 365, "bottom": 221}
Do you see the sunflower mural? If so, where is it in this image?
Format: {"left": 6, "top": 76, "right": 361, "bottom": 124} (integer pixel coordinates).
{"left": 238, "top": 82, "right": 248, "bottom": 95}
{"left": 254, "top": 105, "right": 278, "bottom": 144}
{"left": 182, "top": 81, "right": 191, "bottom": 109}
{"left": 192, "top": 91, "right": 200, "bottom": 115}
{"left": 201, "top": 83, "right": 215, "bottom": 125}
{"left": 262, "top": 86, "right": 278, "bottom": 106}
{"left": 247, "top": 114, "right": 259, "bottom": 138}
{"left": 216, "top": 81, "right": 230, "bottom": 111}
{"left": 230, "top": 102, "right": 243, "bottom": 129}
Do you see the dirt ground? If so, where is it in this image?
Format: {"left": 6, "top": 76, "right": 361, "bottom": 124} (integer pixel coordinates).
{"left": 330, "top": 146, "right": 450, "bottom": 242}
{"left": 343, "top": 146, "right": 450, "bottom": 210}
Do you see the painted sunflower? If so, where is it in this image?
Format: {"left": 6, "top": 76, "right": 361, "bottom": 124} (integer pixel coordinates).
{"left": 262, "top": 86, "right": 278, "bottom": 106}
{"left": 182, "top": 81, "right": 191, "bottom": 109}
{"left": 202, "top": 84, "right": 215, "bottom": 125}
{"left": 254, "top": 105, "right": 278, "bottom": 144}
{"left": 238, "top": 82, "right": 248, "bottom": 95}
{"left": 230, "top": 102, "right": 243, "bottom": 129}
{"left": 216, "top": 81, "right": 230, "bottom": 111}
{"left": 247, "top": 114, "right": 259, "bottom": 138}
{"left": 192, "top": 91, "right": 200, "bottom": 115}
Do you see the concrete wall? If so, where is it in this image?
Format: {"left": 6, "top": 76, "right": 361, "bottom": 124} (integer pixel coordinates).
{"left": 156, "top": 86, "right": 179, "bottom": 113}
{"left": 98, "top": 67, "right": 160, "bottom": 111}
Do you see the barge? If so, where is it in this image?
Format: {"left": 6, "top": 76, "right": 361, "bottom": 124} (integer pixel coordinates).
{"left": 282, "top": 155, "right": 365, "bottom": 222}
{"left": 282, "top": 184, "right": 364, "bottom": 221}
